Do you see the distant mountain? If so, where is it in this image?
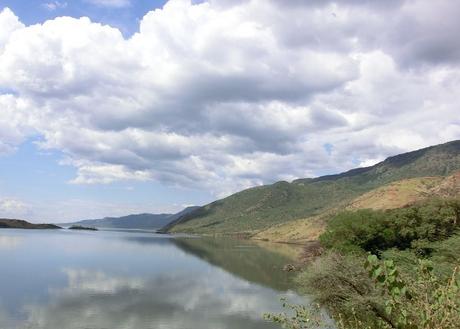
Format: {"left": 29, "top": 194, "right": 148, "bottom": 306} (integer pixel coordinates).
{"left": 163, "top": 140, "right": 460, "bottom": 234}
{"left": 61, "top": 206, "right": 199, "bottom": 230}
{"left": 0, "top": 218, "right": 61, "bottom": 229}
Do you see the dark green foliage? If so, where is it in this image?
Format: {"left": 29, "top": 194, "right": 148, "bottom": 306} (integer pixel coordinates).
{"left": 319, "top": 210, "right": 390, "bottom": 253}
{"left": 320, "top": 199, "right": 460, "bottom": 254}
{"left": 419, "top": 233, "right": 460, "bottom": 278}
{"left": 168, "top": 140, "right": 460, "bottom": 234}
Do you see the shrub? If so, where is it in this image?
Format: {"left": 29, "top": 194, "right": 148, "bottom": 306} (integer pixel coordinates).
{"left": 320, "top": 198, "right": 460, "bottom": 254}
{"left": 266, "top": 256, "right": 460, "bottom": 329}
{"left": 365, "top": 255, "right": 460, "bottom": 329}
{"left": 294, "top": 251, "right": 390, "bottom": 328}
{"left": 320, "top": 210, "right": 392, "bottom": 254}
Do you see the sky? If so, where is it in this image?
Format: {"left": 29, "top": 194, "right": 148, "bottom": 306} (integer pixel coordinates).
{"left": 0, "top": 0, "right": 459, "bottom": 222}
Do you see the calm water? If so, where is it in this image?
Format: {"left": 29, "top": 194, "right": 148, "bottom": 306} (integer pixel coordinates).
{"left": 0, "top": 229, "right": 304, "bottom": 329}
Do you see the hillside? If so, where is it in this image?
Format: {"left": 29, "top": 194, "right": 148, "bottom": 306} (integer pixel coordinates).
{"left": 62, "top": 206, "right": 199, "bottom": 230}
{"left": 0, "top": 219, "right": 61, "bottom": 229}
{"left": 164, "top": 140, "right": 460, "bottom": 234}
{"left": 346, "top": 172, "right": 459, "bottom": 210}
{"left": 254, "top": 171, "right": 460, "bottom": 243}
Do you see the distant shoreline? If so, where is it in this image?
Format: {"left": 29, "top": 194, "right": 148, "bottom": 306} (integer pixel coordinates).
{"left": 68, "top": 225, "right": 98, "bottom": 231}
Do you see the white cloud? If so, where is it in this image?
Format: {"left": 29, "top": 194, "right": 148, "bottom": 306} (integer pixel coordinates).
{"left": 0, "top": 0, "right": 459, "bottom": 198}
{"left": 0, "top": 197, "right": 30, "bottom": 218}
{"left": 67, "top": 161, "right": 152, "bottom": 184}
{"left": 0, "top": 8, "right": 24, "bottom": 50}
{"left": 42, "top": 1, "right": 68, "bottom": 11}
{"left": 0, "top": 95, "right": 34, "bottom": 154}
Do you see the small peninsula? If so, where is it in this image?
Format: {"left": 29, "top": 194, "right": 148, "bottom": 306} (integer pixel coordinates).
{"left": 0, "top": 218, "right": 61, "bottom": 229}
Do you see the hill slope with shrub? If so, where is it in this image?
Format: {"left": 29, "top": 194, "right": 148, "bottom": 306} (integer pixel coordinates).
{"left": 254, "top": 171, "right": 460, "bottom": 243}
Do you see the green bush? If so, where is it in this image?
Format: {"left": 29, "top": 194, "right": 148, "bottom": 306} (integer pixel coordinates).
{"left": 319, "top": 210, "right": 392, "bottom": 253}
{"left": 320, "top": 198, "right": 460, "bottom": 254}
{"left": 365, "top": 255, "right": 460, "bottom": 329}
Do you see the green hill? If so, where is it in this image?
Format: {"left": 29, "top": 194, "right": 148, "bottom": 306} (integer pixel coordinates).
{"left": 163, "top": 140, "right": 460, "bottom": 234}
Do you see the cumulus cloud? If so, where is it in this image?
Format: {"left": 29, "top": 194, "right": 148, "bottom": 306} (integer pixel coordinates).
{"left": 42, "top": 1, "right": 68, "bottom": 11}
{"left": 0, "top": 8, "right": 24, "bottom": 50}
{"left": 0, "top": 0, "right": 459, "bottom": 196}
{"left": 0, "top": 95, "right": 33, "bottom": 154}
{"left": 0, "top": 197, "right": 30, "bottom": 218}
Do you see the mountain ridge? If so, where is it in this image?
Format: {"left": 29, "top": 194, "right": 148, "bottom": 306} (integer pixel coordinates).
{"left": 163, "top": 140, "right": 460, "bottom": 234}
{"left": 62, "top": 206, "right": 199, "bottom": 230}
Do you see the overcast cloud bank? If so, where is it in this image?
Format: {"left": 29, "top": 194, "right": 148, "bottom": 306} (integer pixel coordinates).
{"left": 0, "top": 0, "right": 459, "bottom": 208}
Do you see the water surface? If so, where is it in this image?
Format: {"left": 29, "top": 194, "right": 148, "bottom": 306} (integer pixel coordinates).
{"left": 0, "top": 229, "right": 303, "bottom": 329}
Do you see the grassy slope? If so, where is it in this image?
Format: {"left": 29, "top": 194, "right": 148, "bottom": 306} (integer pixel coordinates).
{"left": 347, "top": 172, "right": 459, "bottom": 210}
{"left": 254, "top": 171, "right": 460, "bottom": 243}
{"left": 166, "top": 140, "right": 460, "bottom": 234}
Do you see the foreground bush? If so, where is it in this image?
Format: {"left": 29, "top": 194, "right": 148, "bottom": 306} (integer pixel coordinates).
{"left": 266, "top": 256, "right": 460, "bottom": 329}
{"left": 293, "top": 252, "right": 387, "bottom": 327}
{"left": 365, "top": 255, "right": 460, "bottom": 329}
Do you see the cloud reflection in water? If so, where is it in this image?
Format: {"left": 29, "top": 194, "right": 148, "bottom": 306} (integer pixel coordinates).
{"left": 11, "top": 268, "right": 298, "bottom": 329}
{"left": 0, "top": 235, "right": 22, "bottom": 250}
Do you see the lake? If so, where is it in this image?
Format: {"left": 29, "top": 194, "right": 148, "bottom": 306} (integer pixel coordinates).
{"left": 0, "top": 229, "right": 305, "bottom": 329}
